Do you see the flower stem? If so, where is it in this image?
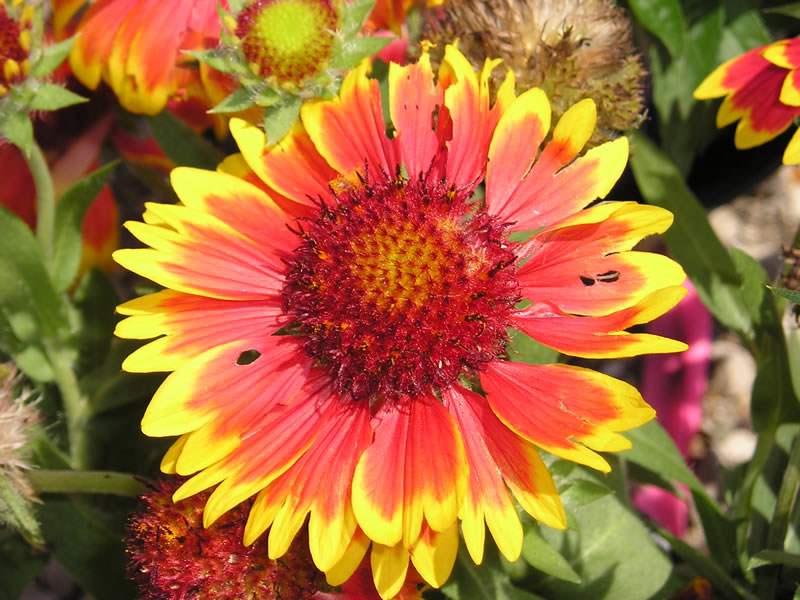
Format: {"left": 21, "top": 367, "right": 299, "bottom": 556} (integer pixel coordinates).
{"left": 25, "top": 141, "right": 55, "bottom": 268}
{"left": 28, "top": 469, "right": 147, "bottom": 497}
{"left": 42, "top": 337, "right": 90, "bottom": 470}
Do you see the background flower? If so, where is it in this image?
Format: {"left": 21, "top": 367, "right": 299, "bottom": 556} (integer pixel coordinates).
{"left": 695, "top": 37, "right": 800, "bottom": 164}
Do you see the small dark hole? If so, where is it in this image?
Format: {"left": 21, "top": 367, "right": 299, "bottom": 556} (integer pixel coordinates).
{"left": 579, "top": 275, "right": 595, "bottom": 286}
{"left": 236, "top": 350, "right": 261, "bottom": 365}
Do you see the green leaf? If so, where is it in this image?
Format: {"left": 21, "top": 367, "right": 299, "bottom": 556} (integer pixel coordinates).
{"left": 521, "top": 524, "right": 581, "bottom": 584}
{"left": 72, "top": 269, "right": 120, "bottom": 376}
{"left": 660, "top": 531, "right": 759, "bottom": 600}
{"left": 0, "top": 109, "right": 33, "bottom": 157}
{"left": 771, "top": 286, "right": 800, "bottom": 304}
{"left": 31, "top": 36, "right": 75, "bottom": 78}
{"left": 188, "top": 48, "right": 244, "bottom": 75}
{"left": 622, "top": 420, "right": 738, "bottom": 569}
{"left": 765, "top": 3, "right": 800, "bottom": 18}
{"left": 443, "top": 543, "right": 545, "bottom": 600}
{"left": 537, "top": 487, "right": 673, "bottom": 600}
{"left": 748, "top": 549, "right": 800, "bottom": 570}
{"left": 628, "top": 0, "right": 686, "bottom": 57}
{"left": 147, "top": 110, "right": 221, "bottom": 169}
{"left": 0, "top": 310, "right": 53, "bottom": 381}
{"left": 37, "top": 496, "right": 136, "bottom": 600}
{"left": 263, "top": 95, "right": 302, "bottom": 145}
{"left": 559, "top": 479, "right": 613, "bottom": 507}
{"left": 507, "top": 328, "right": 561, "bottom": 365}
{"left": 51, "top": 163, "right": 117, "bottom": 292}
{"left": 331, "top": 36, "right": 392, "bottom": 71}
{"left": 28, "top": 83, "right": 87, "bottom": 111}
{"left": 208, "top": 85, "right": 256, "bottom": 113}
{"left": 340, "top": 0, "right": 377, "bottom": 38}
{"left": 0, "top": 207, "right": 70, "bottom": 343}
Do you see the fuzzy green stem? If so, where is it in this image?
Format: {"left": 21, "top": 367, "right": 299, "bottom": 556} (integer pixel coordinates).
{"left": 28, "top": 469, "right": 147, "bottom": 497}
{"left": 25, "top": 141, "right": 55, "bottom": 268}
{"left": 42, "top": 338, "right": 90, "bottom": 470}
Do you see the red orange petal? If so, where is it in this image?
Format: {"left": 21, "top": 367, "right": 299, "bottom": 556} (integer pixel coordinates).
{"left": 481, "top": 361, "right": 654, "bottom": 473}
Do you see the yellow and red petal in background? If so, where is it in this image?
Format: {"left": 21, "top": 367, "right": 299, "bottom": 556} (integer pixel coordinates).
{"left": 114, "top": 44, "right": 684, "bottom": 598}
{"left": 0, "top": 117, "right": 118, "bottom": 276}
{"left": 57, "top": 0, "right": 223, "bottom": 116}
{"left": 694, "top": 37, "right": 800, "bottom": 164}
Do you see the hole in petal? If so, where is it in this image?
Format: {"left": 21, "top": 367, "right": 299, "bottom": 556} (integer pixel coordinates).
{"left": 236, "top": 350, "right": 262, "bottom": 365}
{"left": 579, "top": 275, "right": 595, "bottom": 286}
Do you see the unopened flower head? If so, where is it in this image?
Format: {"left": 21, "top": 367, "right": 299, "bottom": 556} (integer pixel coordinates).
{"left": 0, "top": 363, "right": 41, "bottom": 504}
{"left": 422, "top": 0, "right": 647, "bottom": 146}
{"left": 0, "top": 1, "right": 33, "bottom": 98}
{"left": 236, "top": 0, "right": 339, "bottom": 87}
{"left": 127, "top": 478, "right": 327, "bottom": 600}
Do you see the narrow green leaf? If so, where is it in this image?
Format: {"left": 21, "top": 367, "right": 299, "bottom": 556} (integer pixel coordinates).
{"left": 254, "top": 87, "right": 280, "bottom": 108}
{"left": 208, "top": 86, "right": 256, "bottom": 113}
{"left": 340, "top": 0, "right": 377, "bottom": 38}
{"left": 749, "top": 550, "right": 800, "bottom": 570}
{"left": 331, "top": 36, "right": 392, "bottom": 71}
{"left": 147, "top": 110, "right": 221, "bottom": 169}
{"left": 771, "top": 286, "right": 800, "bottom": 304}
{"left": 51, "top": 163, "right": 117, "bottom": 292}
{"left": 628, "top": 0, "right": 686, "bottom": 57}
{"left": 31, "top": 36, "right": 75, "bottom": 78}
{"left": 28, "top": 83, "right": 87, "bottom": 111}
{"left": 0, "top": 109, "right": 33, "bottom": 157}
{"left": 521, "top": 524, "right": 581, "bottom": 584}
{"left": 765, "top": 3, "right": 800, "bottom": 18}
{"left": 264, "top": 95, "right": 302, "bottom": 145}
{"left": 660, "top": 530, "right": 759, "bottom": 600}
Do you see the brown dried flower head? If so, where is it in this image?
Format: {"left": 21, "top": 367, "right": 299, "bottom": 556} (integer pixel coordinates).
{"left": 421, "top": 0, "right": 647, "bottom": 146}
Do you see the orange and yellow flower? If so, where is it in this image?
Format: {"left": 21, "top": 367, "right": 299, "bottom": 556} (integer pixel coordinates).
{"left": 62, "top": 0, "right": 223, "bottom": 116}
{"left": 694, "top": 37, "right": 800, "bottom": 164}
{"left": 114, "top": 45, "right": 686, "bottom": 598}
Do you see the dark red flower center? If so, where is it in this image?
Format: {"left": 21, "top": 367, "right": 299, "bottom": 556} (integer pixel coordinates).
{"left": 282, "top": 168, "right": 520, "bottom": 401}
{"left": 0, "top": 6, "right": 29, "bottom": 92}
{"left": 236, "top": 0, "right": 338, "bottom": 87}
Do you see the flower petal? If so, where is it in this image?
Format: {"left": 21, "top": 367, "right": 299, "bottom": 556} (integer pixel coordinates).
{"left": 388, "top": 50, "right": 443, "bottom": 178}
{"left": 410, "top": 522, "right": 459, "bottom": 589}
{"left": 230, "top": 118, "right": 337, "bottom": 207}
{"left": 481, "top": 361, "right": 654, "bottom": 472}
{"left": 140, "top": 336, "right": 308, "bottom": 439}
{"left": 371, "top": 542, "right": 410, "bottom": 600}
{"left": 485, "top": 87, "right": 551, "bottom": 220}
{"left": 440, "top": 45, "right": 510, "bottom": 185}
{"left": 513, "top": 287, "right": 689, "bottom": 358}
{"left": 302, "top": 60, "right": 399, "bottom": 176}
{"left": 487, "top": 99, "right": 627, "bottom": 231}
{"left": 114, "top": 187, "right": 289, "bottom": 301}
{"left": 176, "top": 373, "right": 335, "bottom": 527}
{"left": 443, "top": 384, "right": 564, "bottom": 564}
{"left": 325, "top": 528, "right": 371, "bottom": 587}
{"left": 351, "top": 394, "right": 468, "bottom": 548}
{"left": 694, "top": 45, "right": 767, "bottom": 99}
